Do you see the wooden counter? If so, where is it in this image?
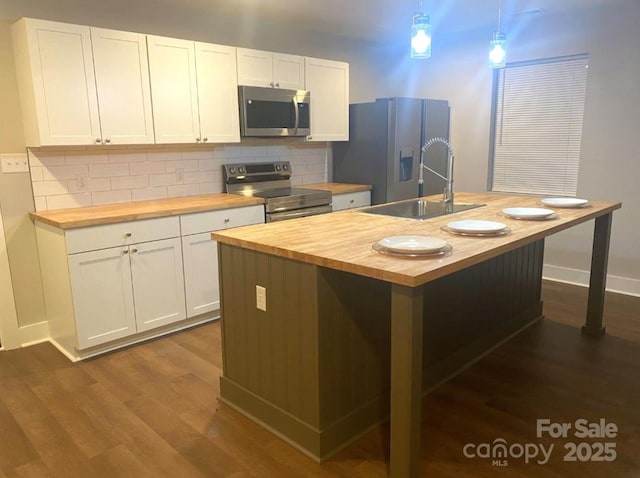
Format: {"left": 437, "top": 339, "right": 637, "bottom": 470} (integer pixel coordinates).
{"left": 301, "top": 182, "right": 372, "bottom": 195}
{"left": 212, "top": 192, "right": 620, "bottom": 287}
{"left": 213, "top": 192, "right": 621, "bottom": 478}
{"left": 30, "top": 194, "right": 264, "bottom": 229}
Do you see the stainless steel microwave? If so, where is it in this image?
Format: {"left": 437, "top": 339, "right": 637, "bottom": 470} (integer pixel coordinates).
{"left": 238, "top": 86, "right": 310, "bottom": 137}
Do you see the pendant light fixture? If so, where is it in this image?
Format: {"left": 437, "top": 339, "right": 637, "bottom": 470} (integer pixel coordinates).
{"left": 411, "top": 1, "right": 431, "bottom": 59}
{"left": 489, "top": 0, "right": 507, "bottom": 68}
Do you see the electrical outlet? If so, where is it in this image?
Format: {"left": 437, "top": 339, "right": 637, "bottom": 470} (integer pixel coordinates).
{"left": 0, "top": 153, "right": 29, "bottom": 173}
{"left": 76, "top": 174, "right": 87, "bottom": 190}
{"left": 256, "top": 285, "right": 266, "bottom": 312}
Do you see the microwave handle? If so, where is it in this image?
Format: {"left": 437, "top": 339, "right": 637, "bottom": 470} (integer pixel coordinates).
{"left": 292, "top": 96, "right": 299, "bottom": 134}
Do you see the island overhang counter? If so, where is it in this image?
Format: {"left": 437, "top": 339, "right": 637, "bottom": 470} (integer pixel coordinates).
{"left": 211, "top": 192, "right": 620, "bottom": 478}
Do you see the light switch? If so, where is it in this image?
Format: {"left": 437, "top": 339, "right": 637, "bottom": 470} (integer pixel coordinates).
{"left": 0, "top": 153, "right": 29, "bottom": 173}
{"left": 256, "top": 285, "right": 266, "bottom": 312}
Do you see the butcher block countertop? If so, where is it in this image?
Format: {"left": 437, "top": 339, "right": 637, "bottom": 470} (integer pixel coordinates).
{"left": 302, "top": 182, "right": 372, "bottom": 194}
{"left": 212, "top": 192, "right": 621, "bottom": 287}
{"left": 30, "top": 194, "right": 264, "bottom": 229}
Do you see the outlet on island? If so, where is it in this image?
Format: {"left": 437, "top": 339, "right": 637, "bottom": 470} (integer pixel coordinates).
{"left": 256, "top": 285, "right": 267, "bottom": 312}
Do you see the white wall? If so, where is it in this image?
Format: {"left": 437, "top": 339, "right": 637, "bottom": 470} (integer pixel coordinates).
{"left": 376, "top": 0, "right": 640, "bottom": 294}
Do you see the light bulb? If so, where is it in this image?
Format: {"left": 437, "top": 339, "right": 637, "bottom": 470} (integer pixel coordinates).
{"left": 411, "top": 13, "right": 431, "bottom": 59}
{"left": 412, "top": 30, "right": 431, "bottom": 54}
{"left": 489, "top": 32, "right": 507, "bottom": 68}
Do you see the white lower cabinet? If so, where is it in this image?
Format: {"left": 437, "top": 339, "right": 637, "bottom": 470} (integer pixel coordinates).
{"left": 332, "top": 190, "right": 371, "bottom": 211}
{"left": 180, "top": 205, "right": 264, "bottom": 318}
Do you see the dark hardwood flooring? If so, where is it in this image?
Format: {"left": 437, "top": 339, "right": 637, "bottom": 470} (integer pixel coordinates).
{"left": 1, "top": 280, "right": 638, "bottom": 477}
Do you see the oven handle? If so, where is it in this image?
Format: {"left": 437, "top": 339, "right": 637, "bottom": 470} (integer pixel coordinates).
{"left": 267, "top": 204, "right": 332, "bottom": 222}
{"left": 292, "top": 96, "right": 299, "bottom": 134}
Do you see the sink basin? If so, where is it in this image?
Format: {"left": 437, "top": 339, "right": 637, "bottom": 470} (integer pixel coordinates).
{"left": 360, "top": 199, "right": 484, "bottom": 220}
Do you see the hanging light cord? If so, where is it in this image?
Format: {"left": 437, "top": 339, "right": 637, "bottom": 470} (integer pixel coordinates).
{"left": 497, "top": 0, "right": 502, "bottom": 32}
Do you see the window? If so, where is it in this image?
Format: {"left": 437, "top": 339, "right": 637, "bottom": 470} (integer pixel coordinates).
{"left": 489, "top": 55, "right": 589, "bottom": 195}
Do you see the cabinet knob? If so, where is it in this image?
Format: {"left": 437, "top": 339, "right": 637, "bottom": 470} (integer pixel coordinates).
{"left": 95, "top": 138, "right": 102, "bottom": 144}
{"left": 224, "top": 218, "right": 230, "bottom": 223}
{"left": 269, "top": 81, "right": 274, "bottom": 87}
{"left": 275, "top": 82, "right": 280, "bottom": 88}
{"left": 196, "top": 137, "right": 201, "bottom": 142}
{"left": 125, "top": 232, "right": 132, "bottom": 237}
{"left": 122, "top": 249, "right": 129, "bottom": 254}
{"left": 131, "top": 248, "right": 138, "bottom": 253}
{"left": 105, "top": 138, "right": 111, "bottom": 144}
{"left": 203, "top": 137, "right": 208, "bottom": 142}
{"left": 349, "top": 199, "right": 354, "bottom": 204}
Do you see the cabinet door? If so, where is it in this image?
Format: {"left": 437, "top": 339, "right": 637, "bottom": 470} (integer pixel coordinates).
{"left": 91, "top": 28, "right": 154, "bottom": 144}
{"left": 273, "top": 53, "right": 305, "bottom": 89}
{"left": 305, "top": 57, "right": 349, "bottom": 142}
{"left": 195, "top": 42, "right": 240, "bottom": 143}
{"left": 147, "top": 35, "right": 201, "bottom": 143}
{"left": 236, "top": 48, "right": 273, "bottom": 87}
{"left": 13, "top": 18, "right": 101, "bottom": 146}
{"left": 182, "top": 233, "right": 219, "bottom": 318}
{"left": 130, "top": 237, "right": 186, "bottom": 332}
{"left": 68, "top": 247, "right": 136, "bottom": 349}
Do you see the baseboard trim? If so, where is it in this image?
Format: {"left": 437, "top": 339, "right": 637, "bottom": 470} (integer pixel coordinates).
{"left": 543, "top": 264, "right": 640, "bottom": 297}
{"left": 19, "top": 320, "right": 50, "bottom": 347}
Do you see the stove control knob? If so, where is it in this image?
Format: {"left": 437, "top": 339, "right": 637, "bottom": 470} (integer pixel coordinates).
{"left": 275, "top": 165, "right": 281, "bottom": 171}
{"left": 282, "top": 164, "right": 289, "bottom": 171}
{"left": 229, "top": 167, "right": 236, "bottom": 174}
{"left": 239, "top": 167, "right": 245, "bottom": 174}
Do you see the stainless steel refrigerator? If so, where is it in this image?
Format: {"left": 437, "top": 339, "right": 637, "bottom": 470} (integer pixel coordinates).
{"left": 333, "top": 97, "right": 450, "bottom": 205}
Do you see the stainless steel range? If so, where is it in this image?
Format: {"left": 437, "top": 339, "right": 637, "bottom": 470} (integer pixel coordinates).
{"left": 223, "top": 161, "right": 332, "bottom": 222}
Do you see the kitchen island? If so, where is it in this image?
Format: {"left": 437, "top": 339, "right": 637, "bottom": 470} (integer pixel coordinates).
{"left": 211, "top": 192, "right": 620, "bottom": 478}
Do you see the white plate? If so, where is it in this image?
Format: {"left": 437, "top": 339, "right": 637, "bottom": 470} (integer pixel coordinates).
{"left": 377, "top": 235, "right": 448, "bottom": 254}
{"left": 502, "top": 207, "right": 555, "bottom": 219}
{"left": 446, "top": 220, "right": 507, "bottom": 234}
{"left": 541, "top": 197, "right": 589, "bottom": 208}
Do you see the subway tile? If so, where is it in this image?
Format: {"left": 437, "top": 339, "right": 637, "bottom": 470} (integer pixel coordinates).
{"left": 199, "top": 182, "right": 222, "bottom": 194}
{"left": 108, "top": 151, "right": 147, "bottom": 163}
{"left": 42, "top": 164, "right": 89, "bottom": 181}
{"left": 129, "top": 160, "right": 167, "bottom": 175}
{"left": 146, "top": 150, "right": 182, "bottom": 162}
{"left": 183, "top": 171, "right": 215, "bottom": 184}
{"left": 30, "top": 166, "right": 44, "bottom": 181}
{"left": 32, "top": 180, "right": 69, "bottom": 197}
{"left": 92, "top": 190, "right": 132, "bottom": 206}
{"left": 197, "top": 159, "right": 218, "bottom": 171}
{"left": 64, "top": 151, "right": 109, "bottom": 165}
{"left": 89, "top": 162, "right": 130, "bottom": 178}
{"left": 132, "top": 186, "right": 168, "bottom": 201}
{"left": 181, "top": 148, "right": 215, "bottom": 160}
{"left": 46, "top": 193, "right": 92, "bottom": 210}
{"left": 111, "top": 175, "right": 149, "bottom": 190}
{"left": 166, "top": 159, "right": 199, "bottom": 172}
{"left": 149, "top": 173, "right": 179, "bottom": 187}
{"left": 68, "top": 177, "right": 111, "bottom": 193}
{"left": 167, "top": 184, "right": 200, "bottom": 197}
{"left": 33, "top": 197, "right": 47, "bottom": 211}
{"left": 28, "top": 151, "right": 65, "bottom": 167}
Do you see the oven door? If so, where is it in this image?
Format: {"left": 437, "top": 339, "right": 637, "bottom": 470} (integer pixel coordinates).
{"left": 266, "top": 204, "right": 332, "bottom": 222}
{"left": 239, "top": 86, "right": 310, "bottom": 137}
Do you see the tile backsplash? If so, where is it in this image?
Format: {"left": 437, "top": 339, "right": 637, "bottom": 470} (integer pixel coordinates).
{"left": 28, "top": 142, "right": 330, "bottom": 211}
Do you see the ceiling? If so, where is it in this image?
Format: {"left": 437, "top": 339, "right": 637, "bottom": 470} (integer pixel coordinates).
{"left": 153, "top": 0, "right": 626, "bottom": 42}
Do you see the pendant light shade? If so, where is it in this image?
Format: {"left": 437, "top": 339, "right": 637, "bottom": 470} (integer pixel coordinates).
{"left": 411, "top": 12, "right": 431, "bottom": 58}
{"left": 489, "top": 32, "right": 507, "bottom": 68}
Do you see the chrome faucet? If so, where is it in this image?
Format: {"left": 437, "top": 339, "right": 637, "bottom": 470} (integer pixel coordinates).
{"left": 419, "top": 137, "right": 455, "bottom": 206}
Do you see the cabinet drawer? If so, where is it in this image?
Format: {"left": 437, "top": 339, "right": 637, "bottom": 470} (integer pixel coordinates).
{"left": 180, "top": 205, "right": 264, "bottom": 235}
{"left": 332, "top": 191, "right": 371, "bottom": 211}
{"left": 66, "top": 216, "right": 180, "bottom": 254}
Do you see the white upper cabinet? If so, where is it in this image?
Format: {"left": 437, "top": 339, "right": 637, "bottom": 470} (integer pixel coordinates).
{"left": 195, "top": 42, "right": 240, "bottom": 143}
{"left": 90, "top": 27, "right": 154, "bottom": 145}
{"left": 11, "top": 19, "right": 155, "bottom": 146}
{"left": 148, "top": 36, "right": 240, "bottom": 144}
{"left": 12, "top": 18, "right": 101, "bottom": 146}
{"left": 237, "top": 48, "right": 305, "bottom": 89}
{"left": 305, "top": 57, "right": 349, "bottom": 142}
{"left": 147, "top": 35, "right": 201, "bottom": 144}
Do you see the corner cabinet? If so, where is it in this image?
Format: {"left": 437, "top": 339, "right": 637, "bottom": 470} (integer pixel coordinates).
{"left": 147, "top": 35, "right": 240, "bottom": 144}
{"left": 180, "top": 205, "right": 264, "bottom": 317}
{"left": 236, "top": 48, "right": 305, "bottom": 89}
{"left": 11, "top": 18, "right": 154, "bottom": 146}
{"left": 305, "top": 57, "right": 349, "bottom": 142}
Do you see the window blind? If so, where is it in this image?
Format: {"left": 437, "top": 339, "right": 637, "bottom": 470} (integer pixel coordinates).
{"left": 491, "top": 55, "right": 589, "bottom": 195}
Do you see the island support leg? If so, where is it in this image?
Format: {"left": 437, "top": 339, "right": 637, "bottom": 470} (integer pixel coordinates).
{"left": 582, "top": 213, "right": 613, "bottom": 337}
{"left": 390, "top": 284, "right": 424, "bottom": 478}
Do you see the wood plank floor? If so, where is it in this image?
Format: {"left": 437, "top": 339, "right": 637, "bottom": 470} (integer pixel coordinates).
{"left": 1, "top": 280, "right": 638, "bottom": 477}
